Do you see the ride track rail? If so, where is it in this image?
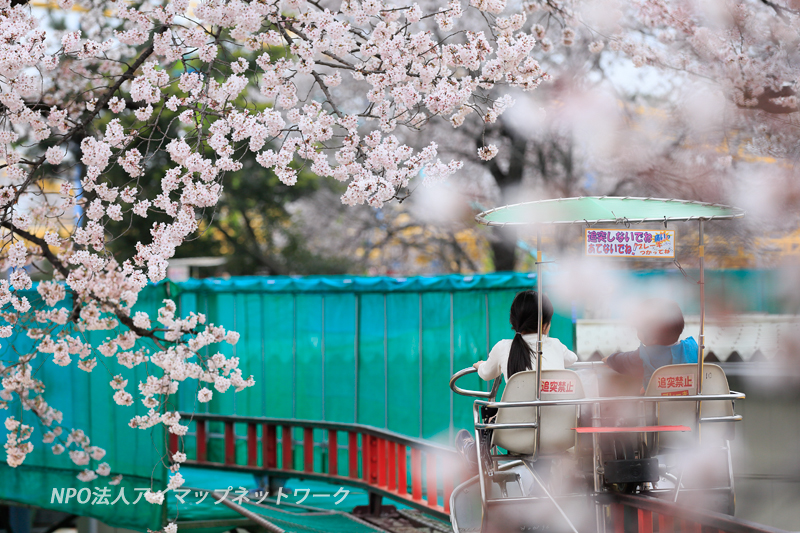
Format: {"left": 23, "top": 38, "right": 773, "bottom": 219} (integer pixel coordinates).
{"left": 605, "top": 494, "right": 791, "bottom": 533}
{"left": 171, "top": 412, "right": 463, "bottom": 522}
{"left": 171, "top": 412, "right": 792, "bottom": 533}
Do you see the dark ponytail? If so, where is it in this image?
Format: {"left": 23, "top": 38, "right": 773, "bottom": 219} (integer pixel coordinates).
{"left": 506, "top": 290, "right": 554, "bottom": 378}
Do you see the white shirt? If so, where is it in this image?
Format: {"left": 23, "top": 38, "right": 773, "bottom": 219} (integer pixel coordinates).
{"left": 477, "top": 334, "right": 578, "bottom": 382}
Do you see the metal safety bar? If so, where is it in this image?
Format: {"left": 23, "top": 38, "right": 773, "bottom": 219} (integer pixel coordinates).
{"left": 475, "top": 422, "right": 539, "bottom": 430}
{"left": 452, "top": 367, "right": 743, "bottom": 433}
{"left": 450, "top": 367, "right": 745, "bottom": 410}
{"left": 448, "top": 367, "right": 501, "bottom": 399}
{"left": 172, "top": 412, "right": 461, "bottom": 521}
{"left": 474, "top": 391, "right": 744, "bottom": 408}
{"left": 475, "top": 417, "right": 740, "bottom": 431}
{"left": 700, "top": 415, "right": 743, "bottom": 423}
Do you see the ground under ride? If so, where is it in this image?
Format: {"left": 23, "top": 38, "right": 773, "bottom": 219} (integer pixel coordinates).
{"left": 448, "top": 197, "right": 746, "bottom": 533}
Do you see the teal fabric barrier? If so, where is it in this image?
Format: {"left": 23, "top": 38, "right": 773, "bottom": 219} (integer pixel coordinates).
{"left": 1, "top": 269, "right": 785, "bottom": 531}
{"left": 0, "top": 286, "right": 170, "bottom": 532}
{"left": 173, "top": 272, "right": 562, "bottom": 445}
{"left": 177, "top": 272, "right": 542, "bottom": 293}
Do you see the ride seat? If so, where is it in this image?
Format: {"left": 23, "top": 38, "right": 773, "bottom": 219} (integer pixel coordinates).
{"left": 493, "top": 369, "right": 585, "bottom": 456}
{"left": 644, "top": 363, "right": 735, "bottom": 449}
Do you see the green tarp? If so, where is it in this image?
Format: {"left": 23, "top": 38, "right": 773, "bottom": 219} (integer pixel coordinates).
{"left": 178, "top": 272, "right": 543, "bottom": 293}
{"left": 173, "top": 272, "right": 572, "bottom": 443}
{"left": 2, "top": 272, "right": 564, "bottom": 531}
{"left": 1, "top": 269, "right": 783, "bottom": 531}
{"left": 0, "top": 285, "right": 171, "bottom": 531}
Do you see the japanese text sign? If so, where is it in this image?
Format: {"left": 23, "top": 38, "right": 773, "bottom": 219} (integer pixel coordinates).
{"left": 656, "top": 374, "right": 694, "bottom": 395}
{"left": 585, "top": 229, "right": 675, "bottom": 258}
{"left": 541, "top": 380, "right": 575, "bottom": 394}
{"left": 656, "top": 375, "right": 693, "bottom": 390}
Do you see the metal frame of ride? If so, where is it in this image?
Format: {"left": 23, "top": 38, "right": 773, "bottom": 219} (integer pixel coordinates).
{"left": 449, "top": 197, "right": 748, "bottom": 533}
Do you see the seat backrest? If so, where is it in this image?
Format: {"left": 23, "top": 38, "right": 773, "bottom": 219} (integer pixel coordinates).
{"left": 644, "top": 363, "right": 734, "bottom": 448}
{"left": 493, "top": 369, "right": 585, "bottom": 456}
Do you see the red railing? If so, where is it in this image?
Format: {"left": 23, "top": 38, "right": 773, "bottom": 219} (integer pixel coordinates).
{"left": 171, "top": 412, "right": 463, "bottom": 520}
{"left": 609, "top": 494, "right": 790, "bottom": 533}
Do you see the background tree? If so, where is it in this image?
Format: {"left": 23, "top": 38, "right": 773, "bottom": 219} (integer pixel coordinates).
{"left": 0, "top": 0, "right": 546, "bottom": 507}
{"left": 2, "top": 0, "right": 800, "bottom": 518}
{"left": 377, "top": 0, "right": 800, "bottom": 271}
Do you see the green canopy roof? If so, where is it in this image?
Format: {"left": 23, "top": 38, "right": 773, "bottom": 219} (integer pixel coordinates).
{"left": 475, "top": 197, "right": 745, "bottom": 226}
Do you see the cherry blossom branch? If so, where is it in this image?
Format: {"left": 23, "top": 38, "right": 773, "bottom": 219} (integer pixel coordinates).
{"left": 0, "top": 221, "right": 70, "bottom": 278}
{"left": 8, "top": 41, "right": 158, "bottom": 209}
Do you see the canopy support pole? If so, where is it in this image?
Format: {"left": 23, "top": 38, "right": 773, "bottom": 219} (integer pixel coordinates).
{"left": 696, "top": 219, "right": 706, "bottom": 442}
{"left": 535, "top": 229, "right": 543, "bottom": 460}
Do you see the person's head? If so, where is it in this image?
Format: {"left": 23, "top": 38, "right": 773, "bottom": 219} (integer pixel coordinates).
{"left": 507, "top": 291, "right": 554, "bottom": 377}
{"left": 634, "top": 298, "right": 685, "bottom": 346}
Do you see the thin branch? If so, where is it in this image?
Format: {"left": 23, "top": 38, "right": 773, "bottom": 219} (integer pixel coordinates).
{"left": 10, "top": 37, "right": 161, "bottom": 208}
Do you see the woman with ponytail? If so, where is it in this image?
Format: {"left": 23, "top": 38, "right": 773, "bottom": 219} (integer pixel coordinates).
{"left": 456, "top": 291, "right": 578, "bottom": 470}
{"left": 472, "top": 291, "right": 578, "bottom": 382}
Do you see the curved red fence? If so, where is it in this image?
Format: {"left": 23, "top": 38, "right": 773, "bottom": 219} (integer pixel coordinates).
{"left": 608, "top": 494, "right": 790, "bottom": 533}
{"left": 171, "top": 414, "right": 793, "bottom": 532}
{"left": 171, "top": 412, "right": 463, "bottom": 520}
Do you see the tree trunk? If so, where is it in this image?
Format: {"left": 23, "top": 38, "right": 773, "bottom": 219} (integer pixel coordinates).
{"left": 490, "top": 226, "right": 518, "bottom": 271}
{"left": 480, "top": 122, "right": 528, "bottom": 271}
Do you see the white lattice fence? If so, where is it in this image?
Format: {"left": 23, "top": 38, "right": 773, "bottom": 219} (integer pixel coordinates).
{"left": 575, "top": 314, "right": 800, "bottom": 361}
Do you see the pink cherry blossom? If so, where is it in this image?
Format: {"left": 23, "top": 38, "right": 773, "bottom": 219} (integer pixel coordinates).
{"left": 0, "top": 0, "right": 559, "bottom": 491}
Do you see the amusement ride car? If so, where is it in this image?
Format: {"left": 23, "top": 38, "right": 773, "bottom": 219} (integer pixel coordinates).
{"left": 448, "top": 197, "right": 746, "bottom": 533}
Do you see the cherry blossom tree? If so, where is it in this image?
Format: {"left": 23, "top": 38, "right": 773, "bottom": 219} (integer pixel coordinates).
{"left": 3, "top": 0, "right": 798, "bottom": 521}
{"left": 286, "top": 0, "right": 800, "bottom": 272}
{"left": 415, "top": 0, "right": 800, "bottom": 269}
{"left": 0, "top": 0, "right": 547, "bottom": 513}
{"left": 520, "top": 0, "right": 799, "bottom": 178}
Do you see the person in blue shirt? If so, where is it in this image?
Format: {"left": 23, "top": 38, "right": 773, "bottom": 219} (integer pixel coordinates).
{"left": 603, "top": 298, "right": 698, "bottom": 391}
